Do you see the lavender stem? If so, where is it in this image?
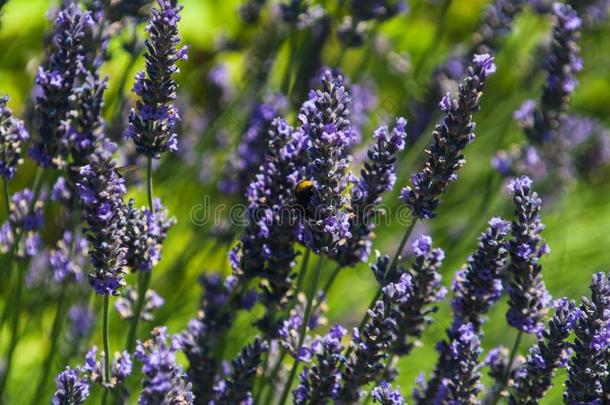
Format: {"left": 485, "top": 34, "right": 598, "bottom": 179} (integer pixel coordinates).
{"left": 2, "top": 176, "right": 9, "bottom": 215}
{"left": 102, "top": 294, "right": 111, "bottom": 403}
{"left": 0, "top": 260, "right": 23, "bottom": 397}
{"left": 125, "top": 158, "right": 155, "bottom": 352}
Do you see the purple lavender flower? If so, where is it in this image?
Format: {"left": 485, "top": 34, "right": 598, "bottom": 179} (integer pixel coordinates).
{"left": 211, "top": 337, "right": 268, "bottom": 404}
{"left": 66, "top": 304, "right": 94, "bottom": 343}
{"left": 126, "top": 0, "right": 188, "bottom": 158}
{"left": 49, "top": 231, "right": 88, "bottom": 284}
{"left": 573, "top": 0, "right": 610, "bottom": 27}
{"left": 239, "top": 0, "right": 267, "bottom": 23}
{"left": 371, "top": 381, "right": 405, "bottom": 405}
{"left": 0, "top": 188, "right": 45, "bottom": 259}
{"left": 337, "top": 273, "right": 412, "bottom": 402}
{"left": 51, "top": 177, "right": 73, "bottom": 204}
{"left": 231, "top": 118, "right": 308, "bottom": 334}
{"left": 115, "top": 288, "right": 164, "bottom": 322}
{"left": 401, "top": 54, "right": 496, "bottom": 219}
{"left": 82, "top": 346, "right": 133, "bottom": 388}
{"left": 293, "top": 324, "right": 347, "bottom": 404}
{"left": 516, "top": 3, "right": 582, "bottom": 182}
{"left": 505, "top": 176, "right": 551, "bottom": 335}
{"left": 30, "top": 3, "right": 94, "bottom": 168}
{"left": 564, "top": 272, "right": 610, "bottom": 403}
{"left": 75, "top": 146, "right": 127, "bottom": 295}
{"left": 451, "top": 217, "right": 511, "bottom": 330}
{"left": 135, "top": 326, "right": 194, "bottom": 405}
{"left": 298, "top": 70, "right": 355, "bottom": 255}
{"left": 416, "top": 323, "right": 483, "bottom": 404}
{"left": 510, "top": 298, "right": 581, "bottom": 403}
{"left": 334, "top": 118, "right": 407, "bottom": 266}
{"left": 68, "top": 71, "right": 108, "bottom": 165}
{"left": 392, "top": 235, "right": 446, "bottom": 356}
{"left": 124, "top": 198, "right": 175, "bottom": 272}
{"left": 52, "top": 367, "right": 90, "bottom": 405}
{"left": 220, "top": 93, "right": 287, "bottom": 197}
{"left": 475, "top": 0, "right": 528, "bottom": 53}
{"left": 177, "top": 274, "right": 244, "bottom": 403}
{"left": 0, "top": 96, "right": 28, "bottom": 179}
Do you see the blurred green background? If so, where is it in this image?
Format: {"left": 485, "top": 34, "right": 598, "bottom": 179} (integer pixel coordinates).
{"left": 0, "top": 0, "right": 609, "bottom": 403}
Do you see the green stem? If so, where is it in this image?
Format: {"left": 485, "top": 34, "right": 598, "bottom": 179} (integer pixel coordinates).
{"left": 281, "top": 30, "right": 297, "bottom": 94}
{"left": 312, "top": 263, "right": 342, "bottom": 314}
{"left": 491, "top": 330, "right": 523, "bottom": 405}
{"left": 103, "top": 295, "right": 111, "bottom": 385}
{"left": 2, "top": 176, "right": 9, "bottom": 217}
{"left": 32, "top": 286, "right": 68, "bottom": 404}
{"left": 413, "top": 0, "right": 453, "bottom": 81}
{"left": 125, "top": 158, "right": 155, "bottom": 352}
{"left": 146, "top": 157, "right": 154, "bottom": 211}
{"left": 277, "top": 256, "right": 325, "bottom": 405}
{"left": 0, "top": 261, "right": 24, "bottom": 397}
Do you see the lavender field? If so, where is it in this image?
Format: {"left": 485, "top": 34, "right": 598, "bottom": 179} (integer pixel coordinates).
{"left": 1, "top": 0, "right": 610, "bottom": 404}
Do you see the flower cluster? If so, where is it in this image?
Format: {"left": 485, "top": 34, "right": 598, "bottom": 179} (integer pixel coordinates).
{"left": 564, "top": 272, "right": 610, "bottom": 403}
{"left": 231, "top": 118, "right": 308, "bottom": 333}
{"left": 505, "top": 176, "right": 551, "bottom": 335}
{"left": 401, "top": 54, "right": 497, "bottom": 219}
{"left": 0, "top": 96, "right": 28, "bottom": 179}
{"left": 333, "top": 117, "right": 407, "bottom": 266}
{"left": 475, "top": 0, "right": 528, "bottom": 53}
{"left": 123, "top": 198, "right": 176, "bottom": 272}
{"left": 82, "top": 346, "right": 133, "bottom": 388}
{"left": 0, "top": 188, "right": 44, "bottom": 259}
{"left": 337, "top": 273, "right": 412, "bottom": 402}
{"left": 510, "top": 298, "right": 581, "bottom": 403}
{"left": 75, "top": 146, "right": 127, "bottom": 295}
{"left": 293, "top": 324, "right": 347, "bottom": 404}
{"left": 52, "top": 367, "right": 90, "bottom": 405}
{"left": 392, "top": 235, "right": 447, "bottom": 356}
{"left": 220, "top": 93, "right": 288, "bottom": 197}
{"left": 126, "top": 0, "right": 188, "bottom": 158}
{"left": 451, "top": 217, "right": 511, "bottom": 330}
{"left": 513, "top": 3, "right": 582, "bottom": 182}
{"left": 115, "top": 288, "right": 165, "bottom": 322}
{"left": 211, "top": 337, "right": 268, "bottom": 404}
{"left": 30, "top": 3, "right": 94, "bottom": 168}
{"left": 371, "top": 381, "right": 405, "bottom": 405}
{"left": 135, "top": 326, "right": 194, "bottom": 405}
{"left": 49, "top": 231, "right": 89, "bottom": 285}
{"left": 298, "top": 70, "right": 355, "bottom": 254}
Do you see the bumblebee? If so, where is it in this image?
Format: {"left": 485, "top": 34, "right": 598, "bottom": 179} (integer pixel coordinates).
{"left": 294, "top": 179, "right": 316, "bottom": 219}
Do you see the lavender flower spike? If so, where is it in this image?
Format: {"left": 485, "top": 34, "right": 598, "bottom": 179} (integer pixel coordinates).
{"left": 401, "top": 54, "right": 496, "bottom": 219}
{"left": 505, "top": 176, "right": 551, "bottom": 335}
{"left": 334, "top": 117, "right": 407, "bottom": 266}
{"left": 293, "top": 324, "right": 347, "bottom": 404}
{"left": 135, "top": 326, "right": 194, "bottom": 405}
{"left": 0, "top": 96, "right": 28, "bottom": 179}
{"left": 564, "top": 272, "right": 610, "bottom": 403}
{"left": 371, "top": 381, "right": 405, "bottom": 405}
{"left": 76, "top": 146, "right": 127, "bottom": 295}
{"left": 30, "top": 3, "right": 94, "bottom": 168}
{"left": 432, "top": 323, "right": 483, "bottom": 405}
{"left": 299, "top": 70, "right": 356, "bottom": 255}
{"left": 451, "top": 217, "right": 511, "bottom": 331}
{"left": 126, "top": 0, "right": 188, "bottom": 158}
{"left": 510, "top": 298, "right": 581, "bottom": 404}
{"left": 52, "top": 367, "right": 90, "bottom": 405}
{"left": 337, "top": 273, "right": 412, "bottom": 402}
{"left": 211, "top": 337, "right": 268, "bottom": 404}
{"left": 392, "top": 235, "right": 446, "bottom": 356}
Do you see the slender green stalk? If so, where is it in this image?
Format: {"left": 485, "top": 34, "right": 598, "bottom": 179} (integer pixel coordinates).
{"left": 281, "top": 30, "right": 297, "bottom": 94}
{"left": 32, "top": 286, "right": 68, "bottom": 404}
{"left": 125, "top": 158, "right": 155, "bottom": 352}
{"left": 312, "top": 263, "right": 342, "bottom": 313}
{"left": 491, "top": 330, "right": 523, "bottom": 405}
{"left": 2, "top": 176, "right": 9, "bottom": 217}
{"left": 413, "top": 0, "right": 453, "bottom": 80}
{"left": 102, "top": 295, "right": 111, "bottom": 404}
{"left": 0, "top": 261, "right": 24, "bottom": 397}
{"left": 290, "top": 249, "right": 311, "bottom": 310}
{"left": 277, "top": 256, "right": 325, "bottom": 405}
